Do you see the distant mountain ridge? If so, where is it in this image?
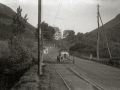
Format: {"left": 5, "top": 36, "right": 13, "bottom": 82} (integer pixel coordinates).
{"left": 0, "top": 3, "right": 35, "bottom": 40}
{"left": 85, "top": 13, "right": 120, "bottom": 43}
{"left": 0, "top": 3, "right": 15, "bottom": 17}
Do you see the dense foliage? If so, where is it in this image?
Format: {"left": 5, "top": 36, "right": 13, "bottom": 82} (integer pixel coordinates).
{"left": 8, "top": 6, "right": 35, "bottom": 72}
{"left": 61, "top": 26, "right": 120, "bottom": 59}
{"left": 35, "top": 21, "right": 55, "bottom": 42}
{"left": 0, "top": 6, "right": 38, "bottom": 90}
{"left": 61, "top": 14, "right": 120, "bottom": 59}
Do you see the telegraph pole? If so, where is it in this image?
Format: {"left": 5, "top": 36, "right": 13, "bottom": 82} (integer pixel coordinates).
{"left": 99, "top": 13, "right": 112, "bottom": 58}
{"left": 38, "top": 0, "right": 42, "bottom": 75}
{"left": 97, "top": 4, "right": 100, "bottom": 60}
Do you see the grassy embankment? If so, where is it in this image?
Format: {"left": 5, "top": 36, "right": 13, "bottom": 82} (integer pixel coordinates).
{"left": 0, "top": 38, "right": 38, "bottom": 90}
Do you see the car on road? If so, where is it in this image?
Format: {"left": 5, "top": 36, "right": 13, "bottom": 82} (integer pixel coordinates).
{"left": 107, "top": 57, "right": 120, "bottom": 66}
{"left": 57, "top": 49, "right": 75, "bottom": 63}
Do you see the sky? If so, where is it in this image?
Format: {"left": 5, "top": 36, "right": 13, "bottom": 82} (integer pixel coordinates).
{"left": 1, "top": 0, "right": 120, "bottom": 33}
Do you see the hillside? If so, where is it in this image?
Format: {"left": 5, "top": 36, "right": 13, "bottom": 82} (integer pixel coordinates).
{"left": 85, "top": 14, "right": 120, "bottom": 42}
{"left": 0, "top": 3, "right": 15, "bottom": 17}
{"left": 0, "top": 3, "right": 36, "bottom": 40}
{"left": 68, "top": 13, "right": 120, "bottom": 58}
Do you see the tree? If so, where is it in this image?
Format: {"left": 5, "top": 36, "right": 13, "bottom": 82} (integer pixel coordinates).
{"left": 6, "top": 6, "right": 33, "bottom": 73}
{"left": 61, "top": 30, "right": 75, "bottom": 49}
{"left": 66, "top": 30, "right": 75, "bottom": 44}
{"left": 11, "top": 6, "right": 28, "bottom": 37}
{"left": 9, "top": 6, "right": 28, "bottom": 48}
{"left": 63, "top": 30, "right": 69, "bottom": 38}
{"left": 54, "top": 27, "right": 62, "bottom": 40}
{"left": 76, "top": 32, "right": 83, "bottom": 40}
{"left": 35, "top": 21, "right": 55, "bottom": 42}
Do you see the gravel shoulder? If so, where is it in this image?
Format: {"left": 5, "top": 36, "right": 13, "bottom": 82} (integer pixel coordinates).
{"left": 40, "top": 54, "right": 68, "bottom": 90}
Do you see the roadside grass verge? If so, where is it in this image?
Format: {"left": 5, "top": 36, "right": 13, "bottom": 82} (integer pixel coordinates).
{"left": 70, "top": 51, "right": 120, "bottom": 69}
{"left": 12, "top": 65, "right": 39, "bottom": 90}
{"left": 38, "top": 65, "right": 55, "bottom": 90}
{"left": 70, "top": 51, "right": 110, "bottom": 65}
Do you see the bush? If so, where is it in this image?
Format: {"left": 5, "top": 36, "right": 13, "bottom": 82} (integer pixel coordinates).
{"left": 0, "top": 41, "right": 10, "bottom": 59}
{"left": 7, "top": 37, "right": 35, "bottom": 71}
{"left": 0, "top": 41, "right": 11, "bottom": 73}
{"left": 0, "top": 37, "right": 38, "bottom": 73}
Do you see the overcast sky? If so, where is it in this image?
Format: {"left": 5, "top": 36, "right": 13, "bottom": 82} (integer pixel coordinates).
{"left": 1, "top": 0, "right": 120, "bottom": 33}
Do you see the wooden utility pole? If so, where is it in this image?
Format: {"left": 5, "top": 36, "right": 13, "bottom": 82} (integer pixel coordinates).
{"left": 97, "top": 4, "right": 100, "bottom": 60}
{"left": 38, "top": 0, "right": 42, "bottom": 75}
{"left": 99, "top": 13, "right": 112, "bottom": 58}
{"left": 41, "top": 30, "right": 44, "bottom": 66}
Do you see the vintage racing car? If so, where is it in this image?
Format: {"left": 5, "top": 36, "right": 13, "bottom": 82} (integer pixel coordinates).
{"left": 57, "top": 50, "right": 75, "bottom": 63}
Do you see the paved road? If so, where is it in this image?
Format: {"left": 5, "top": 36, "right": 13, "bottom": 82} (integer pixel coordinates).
{"left": 48, "top": 47, "right": 120, "bottom": 90}
{"left": 55, "top": 64, "right": 102, "bottom": 90}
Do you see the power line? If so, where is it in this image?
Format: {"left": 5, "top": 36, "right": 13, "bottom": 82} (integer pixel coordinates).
{"left": 33, "top": 13, "right": 65, "bottom": 20}
{"left": 53, "top": 0, "right": 62, "bottom": 26}
{"left": 43, "top": 14, "right": 65, "bottom": 20}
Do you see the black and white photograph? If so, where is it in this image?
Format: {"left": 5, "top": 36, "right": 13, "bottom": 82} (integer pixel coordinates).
{"left": 0, "top": 0, "right": 120, "bottom": 90}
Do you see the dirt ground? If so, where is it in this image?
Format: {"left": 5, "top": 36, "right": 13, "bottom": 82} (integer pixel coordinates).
{"left": 11, "top": 54, "right": 67, "bottom": 90}
{"left": 39, "top": 55, "right": 67, "bottom": 90}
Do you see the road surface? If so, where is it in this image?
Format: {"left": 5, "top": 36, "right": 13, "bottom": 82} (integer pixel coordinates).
{"left": 47, "top": 47, "right": 120, "bottom": 90}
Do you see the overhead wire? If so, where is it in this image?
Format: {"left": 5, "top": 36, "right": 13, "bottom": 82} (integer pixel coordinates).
{"left": 53, "top": 0, "right": 62, "bottom": 26}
